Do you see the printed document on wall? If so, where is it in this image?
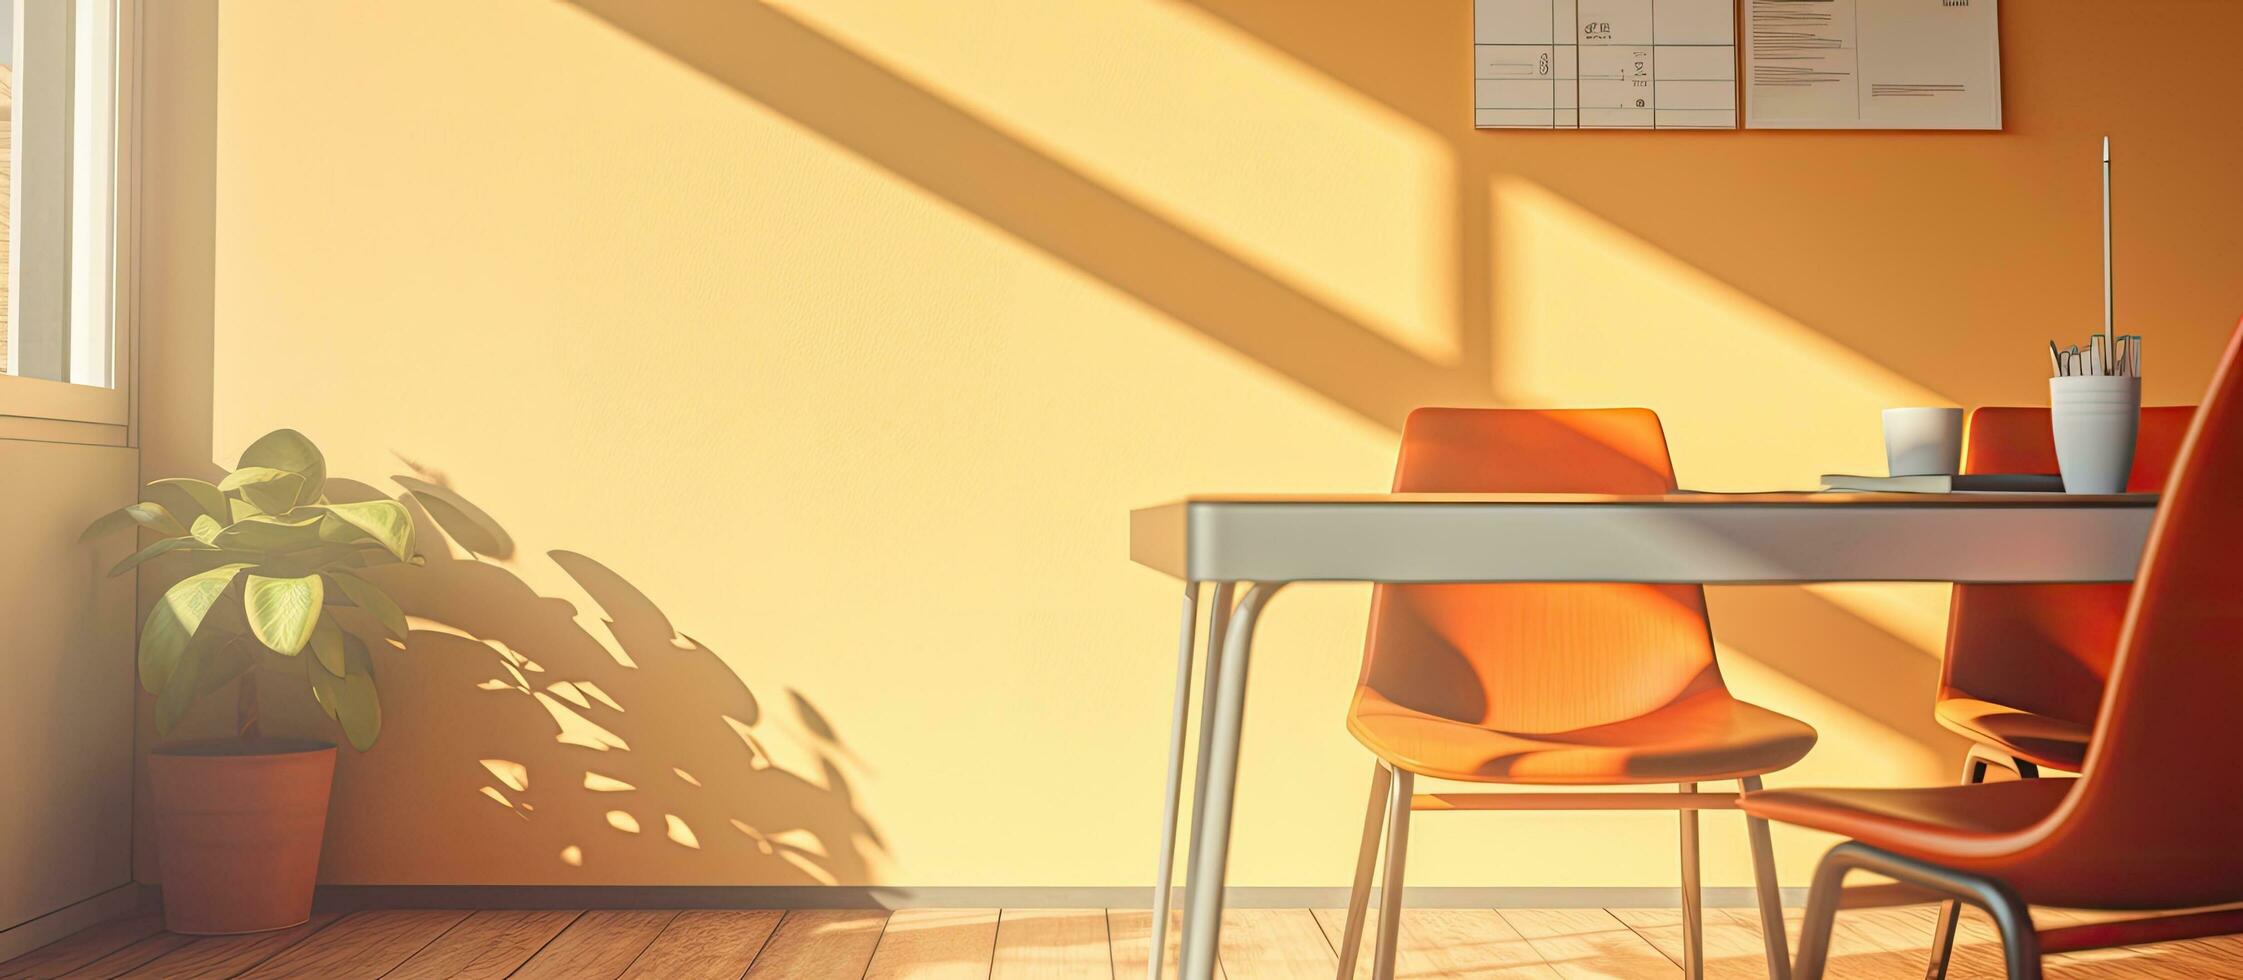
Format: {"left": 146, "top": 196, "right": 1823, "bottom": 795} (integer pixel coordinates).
{"left": 1475, "top": 0, "right": 1738, "bottom": 130}
{"left": 1744, "top": 0, "right": 2001, "bottom": 130}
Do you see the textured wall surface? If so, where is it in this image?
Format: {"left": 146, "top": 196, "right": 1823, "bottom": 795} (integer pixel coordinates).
{"left": 133, "top": 0, "right": 2243, "bottom": 889}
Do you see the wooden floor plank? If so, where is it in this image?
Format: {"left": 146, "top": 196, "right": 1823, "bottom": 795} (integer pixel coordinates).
{"left": 1499, "top": 909, "right": 1677, "bottom": 979}
{"left": 16, "top": 903, "right": 2241, "bottom": 979}
{"left": 863, "top": 908, "right": 999, "bottom": 980}
{"left": 113, "top": 913, "right": 341, "bottom": 980}
{"left": 1216, "top": 909, "right": 1334, "bottom": 979}
{"left": 235, "top": 909, "right": 466, "bottom": 980}
{"left": 1312, "top": 908, "right": 1560, "bottom": 979}
{"left": 1611, "top": 907, "right": 1776, "bottom": 979}
{"left": 0, "top": 914, "right": 165, "bottom": 979}
{"left": 742, "top": 910, "right": 888, "bottom": 980}
{"left": 620, "top": 909, "right": 784, "bottom": 979}
{"left": 53, "top": 930, "right": 194, "bottom": 979}
{"left": 382, "top": 909, "right": 580, "bottom": 980}
{"left": 990, "top": 909, "right": 1111, "bottom": 979}
{"left": 1716, "top": 906, "right": 1931, "bottom": 980}
{"left": 509, "top": 910, "right": 675, "bottom": 980}
{"left": 1107, "top": 910, "right": 1223, "bottom": 980}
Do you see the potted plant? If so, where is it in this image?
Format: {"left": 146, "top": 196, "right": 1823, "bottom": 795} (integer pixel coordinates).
{"left": 84, "top": 429, "right": 416, "bottom": 934}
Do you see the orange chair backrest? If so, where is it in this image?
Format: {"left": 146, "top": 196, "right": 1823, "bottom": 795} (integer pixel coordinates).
{"left": 2043, "top": 320, "right": 2243, "bottom": 905}
{"left": 1942, "top": 406, "right": 2197, "bottom": 724}
{"left": 1356, "top": 409, "right": 1726, "bottom": 734}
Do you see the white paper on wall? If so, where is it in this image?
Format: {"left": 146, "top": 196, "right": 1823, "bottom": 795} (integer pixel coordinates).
{"left": 1743, "top": 0, "right": 2001, "bottom": 130}
{"left": 1474, "top": 0, "right": 1738, "bottom": 130}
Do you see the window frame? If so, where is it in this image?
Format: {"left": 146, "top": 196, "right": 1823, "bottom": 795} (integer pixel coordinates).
{"left": 0, "top": 0, "right": 139, "bottom": 443}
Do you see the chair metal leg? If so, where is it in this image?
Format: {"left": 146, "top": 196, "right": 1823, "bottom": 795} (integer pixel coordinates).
{"left": 1740, "top": 776, "right": 1792, "bottom": 980}
{"left": 1370, "top": 767, "right": 1414, "bottom": 980}
{"left": 1926, "top": 748, "right": 2017, "bottom": 980}
{"left": 1801, "top": 842, "right": 2043, "bottom": 980}
{"left": 1333, "top": 762, "right": 1392, "bottom": 980}
{"left": 1678, "top": 782, "right": 1705, "bottom": 980}
{"left": 1793, "top": 845, "right": 1852, "bottom": 980}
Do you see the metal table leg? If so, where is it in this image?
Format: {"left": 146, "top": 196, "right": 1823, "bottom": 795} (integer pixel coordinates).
{"left": 1148, "top": 582, "right": 1236, "bottom": 978}
{"left": 1176, "top": 582, "right": 1284, "bottom": 980}
{"left": 1144, "top": 582, "right": 1203, "bottom": 980}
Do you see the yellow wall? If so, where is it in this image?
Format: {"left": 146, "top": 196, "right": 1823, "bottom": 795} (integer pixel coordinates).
{"left": 133, "top": 0, "right": 2243, "bottom": 889}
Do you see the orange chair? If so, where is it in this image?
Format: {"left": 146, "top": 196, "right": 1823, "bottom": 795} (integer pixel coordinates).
{"left": 1922, "top": 404, "right": 2194, "bottom": 975}
{"left": 1742, "top": 319, "right": 2243, "bottom": 980}
{"left": 1332, "top": 408, "right": 1818, "bottom": 980}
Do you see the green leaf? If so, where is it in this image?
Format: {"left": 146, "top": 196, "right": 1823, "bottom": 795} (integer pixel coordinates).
{"left": 80, "top": 506, "right": 138, "bottom": 542}
{"left": 229, "top": 496, "right": 265, "bottom": 523}
{"left": 217, "top": 466, "right": 298, "bottom": 492}
{"left": 244, "top": 573, "right": 324, "bottom": 656}
{"left": 155, "top": 631, "right": 249, "bottom": 735}
{"left": 149, "top": 478, "right": 228, "bottom": 525}
{"left": 123, "top": 502, "right": 190, "bottom": 538}
{"left": 210, "top": 514, "right": 325, "bottom": 553}
{"left": 304, "top": 500, "right": 415, "bottom": 562}
{"left": 307, "top": 616, "right": 349, "bottom": 678}
{"left": 140, "top": 563, "right": 252, "bottom": 694}
{"left": 154, "top": 636, "right": 208, "bottom": 735}
{"left": 110, "top": 536, "right": 218, "bottom": 577}
{"left": 237, "top": 430, "right": 326, "bottom": 507}
{"left": 219, "top": 468, "right": 310, "bottom": 517}
{"left": 327, "top": 570, "right": 408, "bottom": 640}
{"left": 189, "top": 514, "right": 223, "bottom": 545}
{"left": 335, "top": 631, "right": 381, "bottom": 750}
{"left": 308, "top": 642, "right": 344, "bottom": 721}
{"left": 242, "top": 472, "right": 307, "bottom": 517}
{"left": 194, "top": 636, "right": 255, "bottom": 697}
{"left": 268, "top": 542, "right": 387, "bottom": 571}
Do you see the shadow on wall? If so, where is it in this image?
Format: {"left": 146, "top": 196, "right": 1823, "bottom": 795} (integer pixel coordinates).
{"left": 560, "top": 0, "right": 1966, "bottom": 771}
{"left": 319, "top": 473, "right": 882, "bottom": 885}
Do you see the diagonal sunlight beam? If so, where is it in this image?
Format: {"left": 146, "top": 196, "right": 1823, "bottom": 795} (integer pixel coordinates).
{"left": 766, "top": 0, "right": 1461, "bottom": 366}
{"left": 566, "top": 0, "right": 1492, "bottom": 431}
{"left": 568, "top": 0, "right": 1970, "bottom": 764}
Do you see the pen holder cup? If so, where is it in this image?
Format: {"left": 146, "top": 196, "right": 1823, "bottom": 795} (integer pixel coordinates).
{"left": 2050, "top": 375, "right": 2140, "bottom": 494}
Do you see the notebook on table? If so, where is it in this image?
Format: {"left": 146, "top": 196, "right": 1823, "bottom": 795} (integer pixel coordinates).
{"left": 1820, "top": 473, "right": 2067, "bottom": 494}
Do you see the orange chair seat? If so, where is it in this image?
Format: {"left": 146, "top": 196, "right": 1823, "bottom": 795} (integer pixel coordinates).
{"left": 1741, "top": 778, "right": 2070, "bottom": 851}
{"left": 1933, "top": 696, "right": 2091, "bottom": 772}
{"left": 1739, "top": 779, "right": 2123, "bottom": 906}
{"left": 1348, "top": 688, "right": 1816, "bottom": 785}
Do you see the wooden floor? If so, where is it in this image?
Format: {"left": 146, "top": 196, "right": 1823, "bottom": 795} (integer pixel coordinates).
{"left": 6, "top": 904, "right": 2241, "bottom": 979}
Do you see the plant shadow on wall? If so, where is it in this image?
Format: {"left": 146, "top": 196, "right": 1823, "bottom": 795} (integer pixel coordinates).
{"left": 322, "top": 471, "right": 882, "bottom": 884}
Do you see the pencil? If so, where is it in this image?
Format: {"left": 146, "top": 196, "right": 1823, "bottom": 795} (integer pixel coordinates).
{"left": 2103, "top": 137, "right": 2116, "bottom": 361}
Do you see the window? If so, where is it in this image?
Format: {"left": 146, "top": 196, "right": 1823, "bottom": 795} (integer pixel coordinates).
{"left": 0, "top": 0, "right": 131, "bottom": 427}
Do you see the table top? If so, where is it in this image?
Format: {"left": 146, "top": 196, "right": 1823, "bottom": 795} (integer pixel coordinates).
{"left": 1163, "top": 491, "right": 2158, "bottom": 507}
{"left": 1129, "top": 491, "right": 2159, "bottom": 584}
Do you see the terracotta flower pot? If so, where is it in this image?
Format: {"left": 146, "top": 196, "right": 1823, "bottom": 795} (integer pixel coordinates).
{"left": 147, "top": 738, "right": 337, "bottom": 935}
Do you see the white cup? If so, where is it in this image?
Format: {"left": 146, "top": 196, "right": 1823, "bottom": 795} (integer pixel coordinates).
{"left": 1883, "top": 407, "right": 1965, "bottom": 476}
{"left": 2050, "top": 376, "right": 2140, "bottom": 494}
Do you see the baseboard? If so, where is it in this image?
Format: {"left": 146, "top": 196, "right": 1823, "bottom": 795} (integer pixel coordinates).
{"left": 0, "top": 884, "right": 147, "bottom": 963}
{"left": 311, "top": 884, "right": 1811, "bottom": 911}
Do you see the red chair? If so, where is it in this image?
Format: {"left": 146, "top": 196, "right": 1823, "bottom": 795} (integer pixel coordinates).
{"left": 1922, "top": 404, "right": 2193, "bottom": 975}
{"left": 1332, "top": 408, "right": 1817, "bottom": 980}
{"left": 1742, "top": 319, "right": 2243, "bottom": 980}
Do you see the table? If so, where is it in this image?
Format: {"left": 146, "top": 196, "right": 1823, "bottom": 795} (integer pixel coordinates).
{"left": 1128, "top": 492, "right": 2158, "bottom": 980}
